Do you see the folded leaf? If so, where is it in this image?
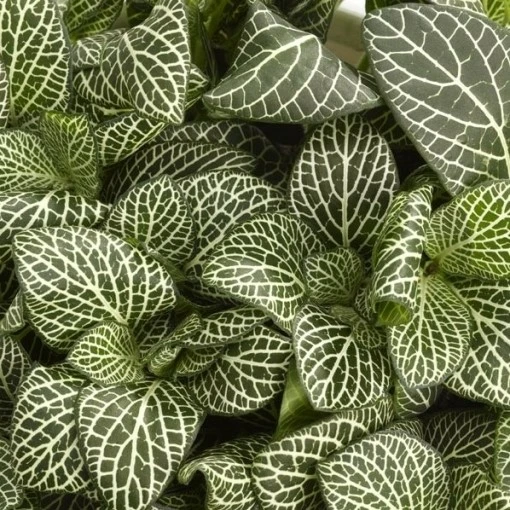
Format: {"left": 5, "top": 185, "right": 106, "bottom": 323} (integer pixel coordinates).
{"left": 172, "top": 346, "right": 224, "bottom": 378}
{"left": 71, "top": 29, "right": 125, "bottom": 70}
{"left": 0, "top": 292, "right": 24, "bottom": 334}
{"left": 393, "top": 378, "right": 442, "bottom": 419}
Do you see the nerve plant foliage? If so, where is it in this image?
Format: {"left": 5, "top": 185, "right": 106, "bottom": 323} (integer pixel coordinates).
{"left": 0, "top": 0, "right": 509, "bottom": 509}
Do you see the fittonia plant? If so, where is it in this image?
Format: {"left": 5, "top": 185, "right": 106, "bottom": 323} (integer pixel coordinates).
{"left": 0, "top": 0, "right": 509, "bottom": 508}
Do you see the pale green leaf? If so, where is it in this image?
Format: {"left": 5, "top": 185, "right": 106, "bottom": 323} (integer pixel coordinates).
{"left": 495, "top": 411, "right": 510, "bottom": 491}
{"left": 0, "top": 437, "right": 21, "bottom": 510}
{"left": 77, "top": 379, "right": 205, "bottom": 510}
{"left": 363, "top": 5, "right": 510, "bottom": 195}
{"left": 483, "top": 0, "right": 510, "bottom": 26}
{"left": 203, "top": 2, "right": 380, "bottom": 123}
{"left": 67, "top": 321, "right": 144, "bottom": 385}
{"left": 393, "top": 377, "right": 442, "bottom": 419}
{"left": 388, "top": 272, "right": 471, "bottom": 388}
{"left": 289, "top": 114, "right": 398, "bottom": 254}
{"left": 203, "top": 212, "right": 325, "bottom": 332}
{"left": 294, "top": 304, "right": 392, "bottom": 412}
{"left": 13, "top": 226, "right": 176, "bottom": 352}
{"left": 252, "top": 397, "right": 394, "bottom": 510}
{"left": 11, "top": 365, "right": 90, "bottom": 492}
{"left": 190, "top": 324, "right": 293, "bottom": 415}
{"left": 317, "top": 430, "right": 451, "bottom": 510}
{"left": 0, "top": 190, "right": 109, "bottom": 264}
{"left": 425, "top": 180, "right": 510, "bottom": 279}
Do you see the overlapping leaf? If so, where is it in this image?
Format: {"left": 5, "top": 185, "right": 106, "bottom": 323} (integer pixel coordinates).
{"left": 445, "top": 276, "right": 510, "bottom": 407}
{"left": 0, "top": 438, "right": 21, "bottom": 510}
{"left": 71, "top": 29, "right": 125, "bottom": 70}
{"left": 203, "top": 212, "right": 324, "bottom": 332}
{"left": 393, "top": 378, "right": 442, "bottom": 419}
{"left": 0, "top": 292, "right": 24, "bottom": 334}
{"left": 186, "top": 65, "right": 210, "bottom": 109}
{"left": 294, "top": 304, "right": 391, "bottom": 411}
{"left": 385, "top": 418, "right": 424, "bottom": 438}
{"left": 0, "top": 0, "right": 71, "bottom": 126}
{"left": 132, "top": 311, "right": 175, "bottom": 358}
{"left": 483, "top": 0, "right": 510, "bottom": 26}
{"left": 67, "top": 321, "right": 144, "bottom": 385}
{"left": 39, "top": 492, "right": 99, "bottom": 510}
{"left": 425, "top": 180, "right": 510, "bottom": 279}
{"left": 178, "top": 434, "right": 270, "bottom": 510}
{"left": 190, "top": 324, "right": 292, "bottom": 415}
{"left": 102, "top": 175, "right": 196, "bottom": 266}
{"left": 289, "top": 114, "right": 398, "bottom": 254}
{"left": 495, "top": 411, "right": 510, "bottom": 491}
{"left": 203, "top": 2, "right": 380, "bottom": 123}
{"left": 77, "top": 379, "right": 205, "bottom": 510}
{"left": 317, "top": 430, "right": 451, "bottom": 510}
{"left": 363, "top": 4, "right": 510, "bottom": 195}
{"left": 0, "top": 60, "right": 8, "bottom": 128}
{"left": 65, "top": 0, "right": 118, "bottom": 34}
{"left": 13, "top": 226, "right": 176, "bottom": 351}
{"left": 69, "top": 0, "right": 124, "bottom": 40}
{"left": 172, "top": 346, "right": 225, "bottom": 378}
{"left": 283, "top": 0, "right": 338, "bottom": 41}
{"left": 388, "top": 272, "right": 471, "bottom": 388}
{"left": 0, "top": 190, "right": 109, "bottom": 263}
{"left": 11, "top": 365, "right": 90, "bottom": 493}
{"left": 252, "top": 397, "right": 394, "bottom": 510}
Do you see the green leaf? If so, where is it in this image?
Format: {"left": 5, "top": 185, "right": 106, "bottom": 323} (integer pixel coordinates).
{"left": 69, "top": 0, "right": 124, "bottom": 40}
{"left": 289, "top": 114, "right": 398, "bottom": 254}
{"left": 294, "top": 304, "right": 392, "bottom": 412}
{"left": 423, "top": 409, "right": 497, "bottom": 469}
{"left": 190, "top": 324, "right": 292, "bottom": 415}
{"left": 179, "top": 170, "right": 286, "bottom": 282}
{"left": 495, "top": 411, "right": 510, "bottom": 491}
{"left": 483, "top": 0, "right": 510, "bottom": 26}
{"left": 303, "top": 247, "right": 365, "bottom": 306}
{"left": 186, "top": 65, "right": 210, "bottom": 109}
{"left": 317, "top": 430, "right": 451, "bottom": 510}
{"left": 363, "top": 5, "right": 510, "bottom": 195}
{"left": 385, "top": 418, "right": 424, "bottom": 438}
{"left": 363, "top": 105, "right": 412, "bottom": 148}
{"left": 77, "top": 379, "right": 205, "bottom": 510}
{"left": 0, "top": 0, "right": 71, "bottom": 127}
{"left": 132, "top": 311, "right": 175, "bottom": 358}
{"left": 39, "top": 112, "right": 100, "bottom": 198}
{"left": 0, "top": 437, "right": 21, "bottom": 510}
{"left": 203, "top": 2, "right": 380, "bottom": 123}
{"left": 0, "top": 292, "right": 24, "bottom": 334}
{"left": 371, "top": 185, "right": 433, "bottom": 325}
{"left": 283, "top": 0, "right": 338, "bottom": 42}
{"left": 67, "top": 321, "right": 144, "bottom": 385}
{"left": 430, "top": 0, "right": 486, "bottom": 15}
{"left": 0, "top": 335, "right": 30, "bottom": 428}
{"left": 65, "top": 0, "right": 120, "bottom": 34}
{"left": 203, "top": 212, "right": 325, "bottom": 332}
{"left": 0, "top": 60, "right": 9, "bottom": 128}
{"left": 71, "top": 29, "right": 125, "bottom": 71}
{"left": 252, "top": 397, "right": 394, "bottom": 510}
{"left": 0, "top": 190, "right": 110, "bottom": 264}
{"left": 39, "top": 492, "right": 100, "bottom": 510}
{"left": 0, "top": 131, "right": 64, "bottom": 193}
{"left": 13, "top": 226, "right": 176, "bottom": 352}
{"left": 11, "top": 365, "right": 90, "bottom": 492}
{"left": 102, "top": 175, "right": 196, "bottom": 266}
{"left": 95, "top": 112, "right": 168, "bottom": 166}
{"left": 393, "top": 377, "right": 442, "bottom": 419}
{"left": 388, "top": 272, "right": 471, "bottom": 388}
{"left": 178, "top": 434, "right": 270, "bottom": 510}
{"left": 425, "top": 180, "right": 510, "bottom": 279}
{"left": 172, "top": 346, "right": 224, "bottom": 378}
{"left": 450, "top": 464, "right": 510, "bottom": 509}
{"left": 445, "top": 276, "right": 510, "bottom": 408}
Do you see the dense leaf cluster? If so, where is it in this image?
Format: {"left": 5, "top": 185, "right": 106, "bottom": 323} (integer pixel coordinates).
{"left": 0, "top": 0, "right": 509, "bottom": 509}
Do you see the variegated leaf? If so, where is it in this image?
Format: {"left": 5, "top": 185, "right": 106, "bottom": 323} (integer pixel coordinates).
{"left": 178, "top": 434, "right": 270, "bottom": 510}
{"left": 102, "top": 175, "right": 196, "bottom": 266}
{"left": 154, "top": 483, "right": 204, "bottom": 510}
{"left": 71, "top": 29, "right": 125, "bottom": 70}
{"left": 40, "top": 112, "right": 100, "bottom": 198}
{"left": 450, "top": 464, "right": 510, "bottom": 509}
{"left": 317, "top": 430, "right": 451, "bottom": 510}
{"left": 371, "top": 185, "right": 433, "bottom": 325}
{"left": 423, "top": 409, "right": 496, "bottom": 469}
{"left": 425, "top": 180, "right": 510, "bottom": 279}
{"left": 190, "top": 324, "right": 292, "bottom": 415}
{"left": 186, "top": 65, "right": 210, "bottom": 109}
{"left": 289, "top": 114, "right": 398, "bottom": 254}
{"left": 0, "top": 59, "right": 9, "bottom": 128}
{"left": 145, "top": 313, "right": 203, "bottom": 377}
{"left": 77, "top": 379, "right": 205, "bottom": 510}
{"left": 39, "top": 492, "right": 100, "bottom": 510}
{"left": 65, "top": 0, "right": 119, "bottom": 33}
{"left": 363, "top": 5, "right": 510, "bottom": 195}
{"left": 393, "top": 377, "right": 442, "bottom": 419}
{"left": 303, "top": 247, "right": 365, "bottom": 306}
{"left": 385, "top": 418, "right": 424, "bottom": 438}
{"left": 363, "top": 106, "right": 412, "bottom": 149}
{"left": 0, "top": 190, "right": 109, "bottom": 264}
{"left": 179, "top": 170, "right": 286, "bottom": 282}
{"left": 0, "top": 0, "right": 71, "bottom": 126}
{"left": 104, "top": 142, "right": 258, "bottom": 202}
{"left": 252, "top": 397, "right": 394, "bottom": 510}
{"left": 0, "top": 335, "right": 30, "bottom": 428}
{"left": 67, "top": 321, "right": 144, "bottom": 385}
{"left": 172, "top": 346, "right": 225, "bottom": 378}
{"left": 445, "top": 276, "right": 510, "bottom": 408}
{"left": 13, "top": 226, "right": 176, "bottom": 352}
{"left": 69, "top": 0, "right": 124, "bottom": 39}
{"left": 11, "top": 365, "right": 89, "bottom": 492}
{"left": 483, "top": 0, "right": 510, "bottom": 25}
{"left": 95, "top": 112, "right": 168, "bottom": 166}
{"left": 203, "top": 212, "right": 325, "bottom": 332}
{"left": 0, "top": 131, "right": 63, "bottom": 193}
{"left": 430, "top": 0, "right": 486, "bottom": 14}
{"left": 388, "top": 272, "right": 471, "bottom": 388}
{"left": 0, "top": 438, "right": 21, "bottom": 510}
{"left": 495, "top": 411, "right": 510, "bottom": 491}
{"left": 0, "top": 292, "right": 24, "bottom": 334}
{"left": 132, "top": 311, "right": 175, "bottom": 358}
{"left": 284, "top": 0, "right": 338, "bottom": 41}
{"left": 294, "top": 304, "right": 392, "bottom": 412}
{"left": 203, "top": 2, "right": 380, "bottom": 123}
